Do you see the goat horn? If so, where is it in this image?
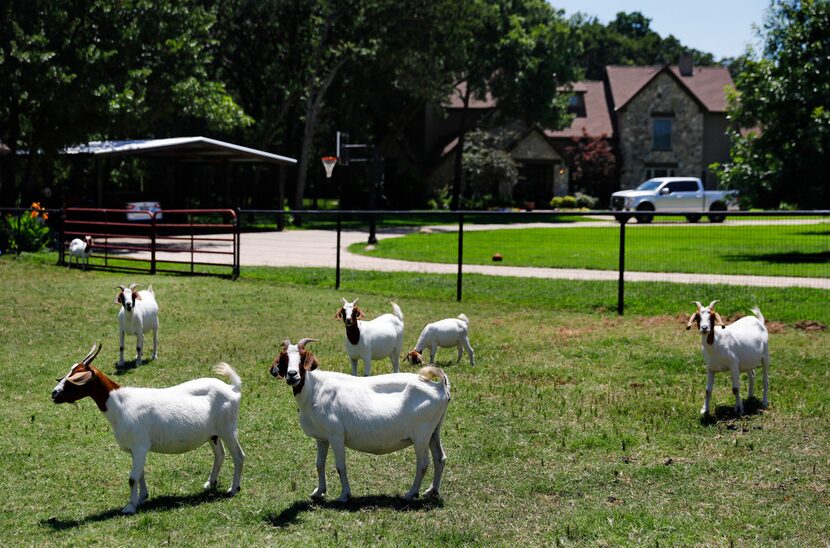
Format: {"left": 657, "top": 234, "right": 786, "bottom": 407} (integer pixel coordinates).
{"left": 691, "top": 301, "right": 703, "bottom": 311}
{"left": 708, "top": 300, "right": 720, "bottom": 310}
{"left": 341, "top": 297, "right": 348, "bottom": 305}
{"left": 82, "top": 342, "right": 102, "bottom": 365}
{"left": 352, "top": 298, "right": 359, "bottom": 305}
{"left": 115, "top": 285, "right": 125, "bottom": 291}
{"left": 297, "top": 338, "right": 318, "bottom": 350}
{"left": 282, "top": 339, "right": 291, "bottom": 351}
{"left": 129, "top": 283, "right": 140, "bottom": 290}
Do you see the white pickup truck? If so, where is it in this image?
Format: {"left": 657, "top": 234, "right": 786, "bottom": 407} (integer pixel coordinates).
{"left": 610, "top": 177, "right": 737, "bottom": 223}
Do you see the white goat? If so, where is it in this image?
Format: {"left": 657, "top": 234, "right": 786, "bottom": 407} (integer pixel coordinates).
{"left": 686, "top": 300, "right": 770, "bottom": 417}
{"left": 67, "top": 236, "right": 93, "bottom": 270}
{"left": 406, "top": 314, "right": 475, "bottom": 366}
{"left": 115, "top": 284, "right": 159, "bottom": 367}
{"left": 270, "top": 338, "right": 450, "bottom": 502}
{"left": 51, "top": 343, "right": 245, "bottom": 514}
{"left": 335, "top": 298, "right": 404, "bottom": 376}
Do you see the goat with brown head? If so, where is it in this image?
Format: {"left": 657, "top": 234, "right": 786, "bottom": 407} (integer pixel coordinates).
{"left": 270, "top": 338, "right": 320, "bottom": 394}
{"left": 686, "top": 300, "right": 725, "bottom": 345}
{"left": 52, "top": 343, "right": 118, "bottom": 412}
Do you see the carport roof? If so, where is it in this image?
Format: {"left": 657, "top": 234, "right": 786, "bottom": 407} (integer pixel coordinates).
{"left": 62, "top": 136, "right": 296, "bottom": 165}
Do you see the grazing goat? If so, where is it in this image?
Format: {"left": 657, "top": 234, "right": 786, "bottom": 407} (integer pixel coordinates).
{"left": 270, "top": 338, "right": 450, "bottom": 502}
{"left": 406, "top": 314, "right": 475, "bottom": 366}
{"left": 335, "top": 298, "right": 404, "bottom": 376}
{"left": 115, "top": 284, "right": 159, "bottom": 367}
{"left": 67, "top": 236, "right": 93, "bottom": 270}
{"left": 686, "top": 300, "right": 770, "bottom": 417}
{"left": 52, "top": 343, "right": 244, "bottom": 514}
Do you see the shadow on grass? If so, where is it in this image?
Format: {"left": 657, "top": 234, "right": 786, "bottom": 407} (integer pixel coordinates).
{"left": 725, "top": 251, "right": 830, "bottom": 264}
{"left": 700, "top": 396, "right": 767, "bottom": 426}
{"left": 112, "top": 357, "right": 155, "bottom": 376}
{"left": 40, "top": 490, "right": 230, "bottom": 530}
{"left": 265, "top": 495, "right": 443, "bottom": 527}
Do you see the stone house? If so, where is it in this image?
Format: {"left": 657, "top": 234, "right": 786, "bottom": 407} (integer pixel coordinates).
{"left": 381, "top": 57, "right": 733, "bottom": 206}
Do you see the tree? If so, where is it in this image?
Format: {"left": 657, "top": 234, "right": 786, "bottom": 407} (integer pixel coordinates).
{"left": 571, "top": 11, "right": 716, "bottom": 80}
{"left": 0, "top": 0, "right": 250, "bottom": 205}
{"left": 567, "top": 129, "right": 616, "bottom": 206}
{"left": 450, "top": 0, "right": 579, "bottom": 209}
{"left": 714, "top": 0, "right": 830, "bottom": 208}
{"left": 462, "top": 129, "right": 519, "bottom": 205}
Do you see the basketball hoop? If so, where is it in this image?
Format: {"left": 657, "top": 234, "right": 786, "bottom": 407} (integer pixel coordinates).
{"left": 321, "top": 156, "right": 338, "bottom": 178}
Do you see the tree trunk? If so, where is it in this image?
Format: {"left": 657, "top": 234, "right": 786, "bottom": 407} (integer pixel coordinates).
{"left": 293, "top": 61, "right": 344, "bottom": 210}
{"left": 451, "top": 87, "right": 472, "bottom": 210}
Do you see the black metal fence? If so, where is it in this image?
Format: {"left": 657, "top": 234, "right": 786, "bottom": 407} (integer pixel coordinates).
{"left": 3, "top": 206, "right": 828, "bottom": 318}
{"left": 236, "top": 209, "right": 830, "bottom": 318}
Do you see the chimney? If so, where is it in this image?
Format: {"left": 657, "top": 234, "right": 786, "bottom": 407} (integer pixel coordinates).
{"left": 679, "top": 53, "right": 693, "bottom": 77}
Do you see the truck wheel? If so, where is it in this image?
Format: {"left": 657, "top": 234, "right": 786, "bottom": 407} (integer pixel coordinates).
{"left": 635, "top": 203, "right": 654, "bottom": 224}
{"left": 708, "top": 202, "right": 726, "bottom": 223}
{"left": 685, "top": 215, "right": 701, "bottom": 223}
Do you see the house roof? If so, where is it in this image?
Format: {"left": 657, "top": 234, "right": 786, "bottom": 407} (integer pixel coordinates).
{"left": 545, "top": 81, "right": 614, "bottom": 139}
{"left": 61, "top": 137, "right": 297, "bottom": 165}
{"left": 606, "top": 65, "right": 733, "bottom": 113}
{"left": 445, "top": 81, "right": 497, "bottom": 109}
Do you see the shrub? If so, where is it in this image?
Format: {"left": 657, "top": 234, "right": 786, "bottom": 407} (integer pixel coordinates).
{"left": 574, "top": 192, "right": 598, "bottom": 209}
{"left": 550, "top": 195, "right": 578, "bottom": 209}
{"left": 2, "top": 203, "right": 51, "bottom": 252}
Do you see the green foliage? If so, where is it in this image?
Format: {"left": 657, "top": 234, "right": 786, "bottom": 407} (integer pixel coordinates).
{"left": 462, "top": 129, "right": 519, "bottom": 204}
{"left": 2, "top": 209, "right": 50, "bottom": 253}
{"left": 571, "top": 11, "right": 717, "bottom": 80}
{"left": 714, "top": 0, "right": 830, "bottom": 208}
{"left": 574, "top": 192, "right": 598, "bottom": 209}
{"left": 550, "top": 195, "right": 578, "bottom": 209}
{"left": 567, "top": 129, "right": 617, "bottom": 206}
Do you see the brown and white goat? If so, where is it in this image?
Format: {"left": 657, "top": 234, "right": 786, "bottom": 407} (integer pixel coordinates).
{"left": 52, "top": 343, "right": 244, "bottom": 514}
{"left": 686, "top": 300, "right": 770, "bottom": 417}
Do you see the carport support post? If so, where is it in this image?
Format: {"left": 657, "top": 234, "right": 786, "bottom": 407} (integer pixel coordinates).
{"left": 57, "top": 209, "right": 65, "bottom": 265}
{"left": 276, "top": 166, "right": 285, "bottom": 231}
{"left": 617, "top": 217, "right": 627, "bottom": 315}
{"left": 457, "top": 212, "right": 464, "bottom": 302}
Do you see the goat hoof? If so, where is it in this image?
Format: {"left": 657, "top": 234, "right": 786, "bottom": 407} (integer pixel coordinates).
{"left": 335, "top": 494, "right": 350, "bottom": 503}
{"left": 310, "top": 489, "right": 326, "bottom": 499}
{"left": 403, "top": 492, "right": 419, "bottom": 501}
{"left": 138, "top": 493, "right": 149, "bottom": 504}
{"left": 121, "top": 504, "right": 137, "bottom": 515}
{"left": 422, "top": 487, "right": 439, "bottom": 498}
{"left": 225, "top": 485, "right": 240, "bottom": 496}
{"left": 204, "top": 481, "right": 217, "bottom": 491}
{"left": 761, "top": 400, "right": 769, "bottom": 409}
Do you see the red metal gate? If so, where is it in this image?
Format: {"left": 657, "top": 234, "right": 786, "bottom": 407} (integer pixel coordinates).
{"left": 61, "top": 208, "right": 239, "bottom": 278}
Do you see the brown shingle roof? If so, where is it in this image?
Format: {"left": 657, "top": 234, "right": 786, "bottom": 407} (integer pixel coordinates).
{"left": 606, "top": 65, "right": 733, "bottom": 113}
{"left": 545, "top": 81, "right": 614, "bottom": 139}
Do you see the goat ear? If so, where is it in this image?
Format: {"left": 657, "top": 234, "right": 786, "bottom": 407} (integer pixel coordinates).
{"left": 115, "top": 292, "right": 123, "bottom": 305}
{"left": 714, "top": 312, "right": 726, "bottom": 328}
{"left": 355, "top": 306, "right": 365, "bottom": 320}
{"left": 686, "top": 313, "right": 699, "bottom": 330}
{"left": 133, "top": 290, "right": 142, "bottom": 300}
{"left": 303, "top": 351, "right": 320, "bottom": 372}
{"left": 334, "top": 307, "right": 343, "bottom": 320}
{"left": 66, "top": 371, "right": 94, "bottom": 385}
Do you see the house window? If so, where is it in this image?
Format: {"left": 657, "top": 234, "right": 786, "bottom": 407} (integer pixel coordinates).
{"left": 652, "top": 118, "right": 672, "bottom": 150}
{"left": 568, "top": 93, "right": 586, "bottom": 117}
{"left": 644, "top": 167, "right": 676, "bottom": 179}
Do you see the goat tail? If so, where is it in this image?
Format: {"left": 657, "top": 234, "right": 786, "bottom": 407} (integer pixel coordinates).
{"left": 390, "top": 301, "right": 404, "bottom": 322}
{"left": 750, "top": 306, "right": 765, "bottom": 327}
{"left": 457, "top": 313, "right": 469, "bottom": 324}
{"left": 215, "top": 362, "right": 242, "bottom": 392}
{"left": 418, "top": 366, "right": 450, "bottom": 399}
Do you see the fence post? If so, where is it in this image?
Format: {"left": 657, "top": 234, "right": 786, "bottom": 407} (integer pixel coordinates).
{"left": 234, "top": 208, "right": 241, "bottom": 279}
{"left": 368, "top": 212, "right": 377, "bottom": 245}
{"left": 457, "top": 212, "right": 464, "bottom": 302}
{"left": 617, "top": 216, "right": 627, "bottom": 315}
{"left": 150, "top": 212, "right": 157, "bottom": 275}
{"left": 57, "top": 209, "right": 65, "bottom": 266}
{"left": 336, "top": 213, "right": 341, "bottom": 289}
{"left": 15, "top": 209, "right": 21, "bottom": 256}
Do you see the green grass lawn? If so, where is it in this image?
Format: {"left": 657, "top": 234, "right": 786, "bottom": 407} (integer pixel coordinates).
{"left": 350, "top": 222, "right": 830, "bottom": 278}
{"left": 1, "top": 255, "right": 828, "bottom": 545}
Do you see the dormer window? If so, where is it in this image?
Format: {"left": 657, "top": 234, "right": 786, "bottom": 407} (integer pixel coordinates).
{"left": 568, "top": 93, "right": 586, "bottom": 117}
